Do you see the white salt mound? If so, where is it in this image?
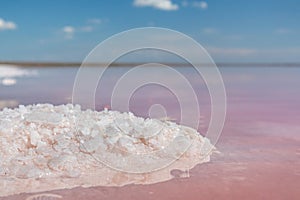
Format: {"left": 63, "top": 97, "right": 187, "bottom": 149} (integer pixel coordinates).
{"left": 0, "top": 104, "right": 215, "bottom": 197}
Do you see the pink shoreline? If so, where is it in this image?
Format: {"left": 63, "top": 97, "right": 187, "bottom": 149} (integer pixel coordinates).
{"left": 3, "top": 125, "right": 299, "bottom": 200}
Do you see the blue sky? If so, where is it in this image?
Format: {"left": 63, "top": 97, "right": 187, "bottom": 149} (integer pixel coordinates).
{"left": 0, "top": 0, "right": 300, "bottom": 62}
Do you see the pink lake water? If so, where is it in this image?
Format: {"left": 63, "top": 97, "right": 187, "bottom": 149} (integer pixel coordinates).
{"left": 0, "top": 65, "right": 299, "bottom": 199}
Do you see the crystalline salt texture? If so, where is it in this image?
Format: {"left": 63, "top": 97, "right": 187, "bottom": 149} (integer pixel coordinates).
{"left": 80, "top": 135, "right": 106, "bottom": 153}
{"left": 118, "top": 136, "right": 136, "bottom": 152}
{"left": 30, "top": 131, "right": 41, "bottom": 146}
{"left": 26, "top": 111, "right": 63, "bottom": 124}
{"left": 0, "top": 104, "right": 216, "bottom": 197}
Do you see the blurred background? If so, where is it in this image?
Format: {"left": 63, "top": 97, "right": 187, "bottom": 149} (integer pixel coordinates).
{"left": 1, "top": 0, "right": 300, "bottom": 128}
{"left": 1, "top": 0, "right": 300, "bottom": 62}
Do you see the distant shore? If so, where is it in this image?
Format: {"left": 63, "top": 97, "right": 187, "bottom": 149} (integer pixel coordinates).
{"left": 1, "top": 61, "right": 300, "bottom": 67}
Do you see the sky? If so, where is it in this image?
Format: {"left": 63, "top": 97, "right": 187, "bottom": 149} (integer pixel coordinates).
{"left": 0, "top": 0, "right": 300, "bottom": 63}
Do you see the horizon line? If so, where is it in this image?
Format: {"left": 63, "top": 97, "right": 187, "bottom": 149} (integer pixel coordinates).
{"left": 1, "top": 61, "right": 300, "bottom": 67}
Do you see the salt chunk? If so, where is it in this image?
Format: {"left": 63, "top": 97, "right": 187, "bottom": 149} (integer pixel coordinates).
{"left": 118, "top": 136, "right": 135, "bottom": 152}
{"left": 79, "top": 127, "right": 91, "bottom": 136}
{"left": 0, "top": 103, "right": 216, "bottom": 197}
{"left": 26, "top": 111, "right": 63, "bottom": 124}
{"left": 105, "top": 136, "right": 119, "bottom": 146}
{"left": 30, "top": 131, "right": 40, "bottom": 146}
{"left": 115, "top": 117, "right": 132, "bottom": 132}
{"left": 48, "top": 155, "right": 77, "bottom": 172}
{"left": 80, "top": 135, "right": 106, "bottom": 153}
{"left": 18, "top": 105, "right": 27, "bottom": 114}
{"left": 15, "top": 166, "right": 43, "bottom": 179}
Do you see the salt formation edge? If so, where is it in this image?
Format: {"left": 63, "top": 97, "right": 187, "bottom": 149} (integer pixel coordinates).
{"left": 0, "top": 104, "right": 216, "bottom": 197}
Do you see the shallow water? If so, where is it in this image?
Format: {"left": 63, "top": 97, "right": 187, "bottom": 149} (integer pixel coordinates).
{"left": 0, "top": 65, "right": 299, "bottom": 199}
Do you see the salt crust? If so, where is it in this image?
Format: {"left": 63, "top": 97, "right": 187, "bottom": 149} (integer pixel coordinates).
{"left": 0, "top": 104, "right": 215, "bottom": 197}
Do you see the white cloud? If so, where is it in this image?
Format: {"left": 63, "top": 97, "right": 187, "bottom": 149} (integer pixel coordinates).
{"left": 61, "top": 19, "right": 104, "bottom": 39}
{"left": 62, "top": 26, "right": 75, "bottom": 39}
{"left": 0, "top": 18, "right": 17, "bottom": 31}
{"left": 63, "top": 26, "right": 75, "bottom": 34}
{"left": 133, "top": 0, "right": 179, "bottom": 11}
{"left": 193, "top": 1, "right": 208, "bottom": 9}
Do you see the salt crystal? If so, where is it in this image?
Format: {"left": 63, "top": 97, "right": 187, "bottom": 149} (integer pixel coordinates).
{"left": 118, "top": 136, "right": 135, "bottom": 152}
{"left": 80, "top": 135, "right": 106, "bottom": 153}
{"left": 30, "top": 131, "right": 41, "bottom": 146}
{"left": 26, "top": 111, "right": 63, "bottom": 124}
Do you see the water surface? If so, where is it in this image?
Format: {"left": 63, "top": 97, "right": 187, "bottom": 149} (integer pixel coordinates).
{"left": 0, "top": 65, "right": 299, "bottom": 199}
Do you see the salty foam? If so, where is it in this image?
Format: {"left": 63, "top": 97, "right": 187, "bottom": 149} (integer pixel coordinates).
{"left": 0, "top": 104, "right": 215, "bottom": 197}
